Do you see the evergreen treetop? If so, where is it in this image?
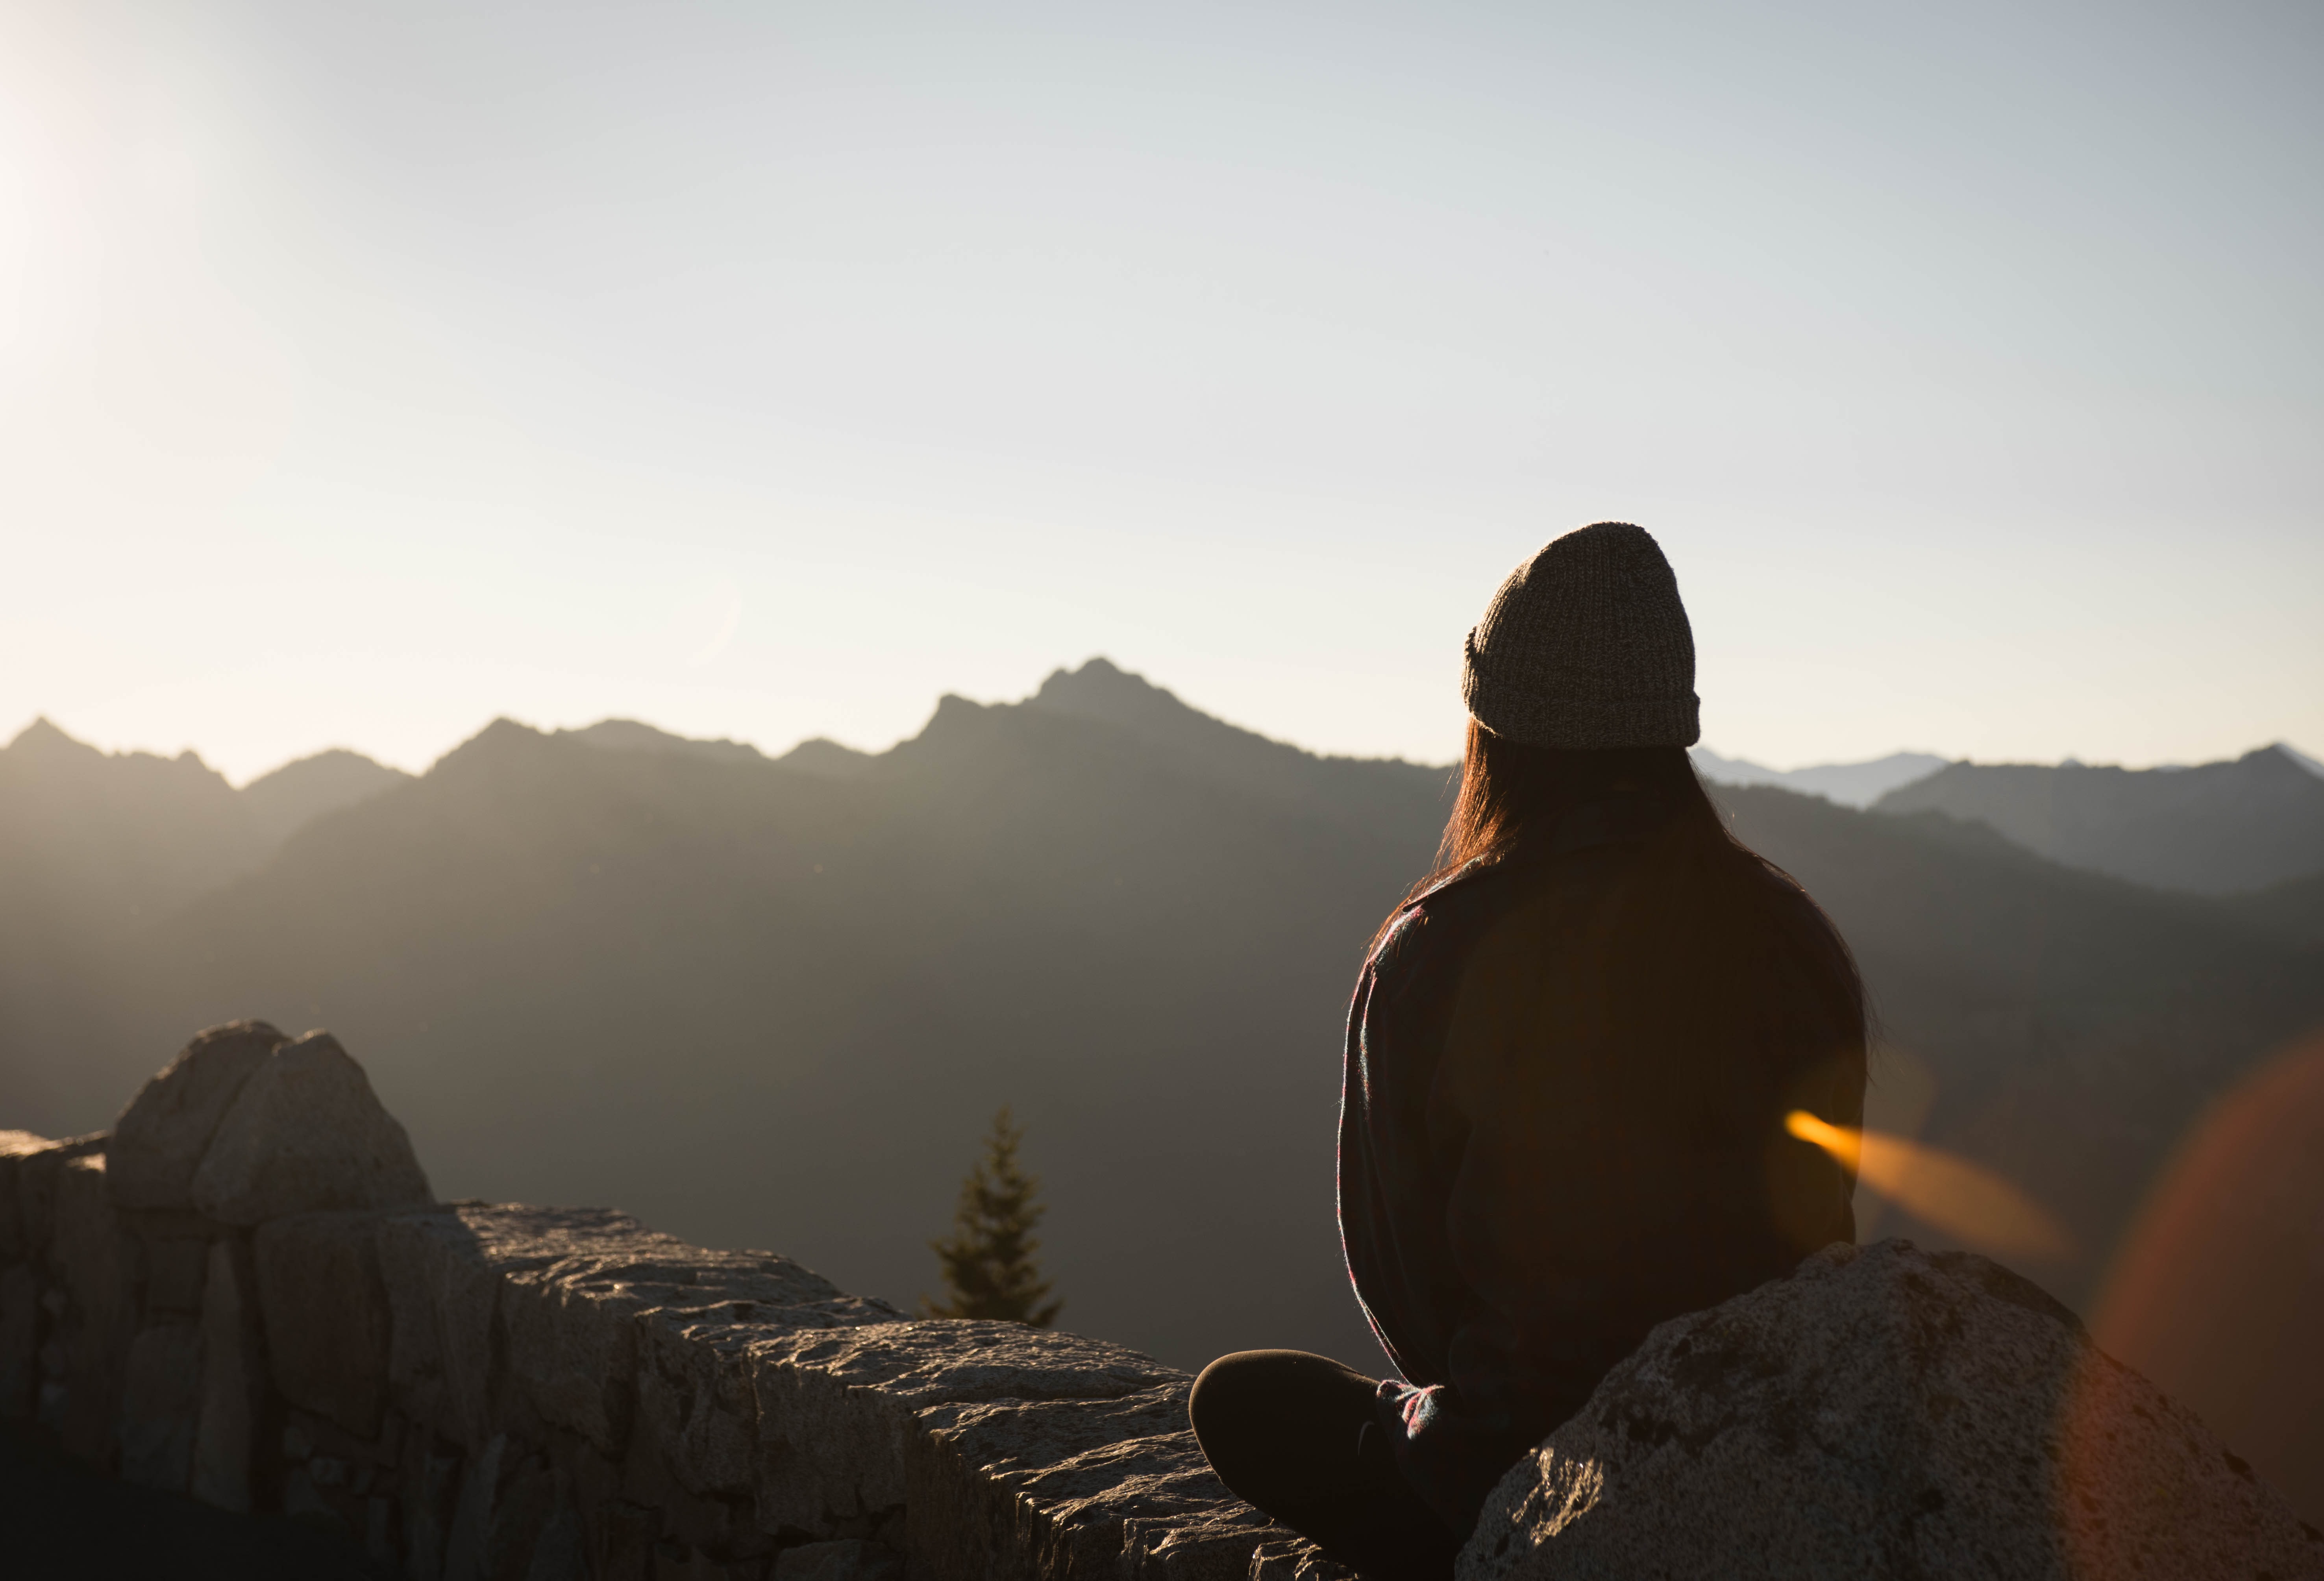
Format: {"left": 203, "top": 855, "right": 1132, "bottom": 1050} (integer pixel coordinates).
{"left": 922, "top": 1105, "right": 1061, "bottom": 1327}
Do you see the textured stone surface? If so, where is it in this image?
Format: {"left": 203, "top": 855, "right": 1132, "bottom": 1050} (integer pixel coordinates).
{"left": 54, "top": 1155, "right": 127, "bottom": 1333}
{"left": 378, "top": 1205, "right": 509, "bottom": 1450}
{"left": 9, "top": 1132, "right": 106, "bottom": 1269}
{"left": 0, "top": 1129, "right": 55, "bottom": 1261}
{"left": 750, "top": 1320, "right": 1181, "bottom": 1538}
{"left": 119, "top": 1321, "right": 204, "bottom": 1490}
{"left": 107, "top": 1020, "right": 287, "bottom": 1211}
{"left": 491, "top": 1203, "right": 878, "bottom": 1461}
{"left": 775, "top": 1538, "right": 906, "bottom": 1581}
{"left": 1462, "top": 1240, "right": 2324, "bottom": 1581}
{"left": 143, "top": 1235, "right": 209, "bottom": 1316}
{"left": 61, "top": 1033, "right": 2315, "bottom": 1581}
{"left": 1245, "top": 1539, "right": 1357, "bottom": 1581}
{"left": 909, "top": 1387, "right": 1281, "bottom": 1581}
{"left": 190, "top": 1031, "right": 434, "bottom": 1225}
{"left": 254, "top": 1210, "right": 394, "bottom": 1437}
{"left": 192, "top": 1238, "right": 263, "bottom": 1511}
{"left": 0, "top": 1262, "right": 39, "bottom": 1418}
{"left": 54, "top": 1153, "right": 131, "bottom": 1464}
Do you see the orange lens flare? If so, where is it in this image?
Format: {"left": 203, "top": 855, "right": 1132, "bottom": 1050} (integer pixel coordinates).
{"left": 1786, "top": 1110, "right": 2072, "bottom": 1262}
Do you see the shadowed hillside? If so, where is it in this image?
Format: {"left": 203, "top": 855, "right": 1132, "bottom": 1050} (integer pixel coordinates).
{"left": 0, "top": 722, "right": 408, "bottom": 1124}
{"left": 1876, "top": 746, "right": 2324, "bottom": 894}
{"left": 4, "top": 666, "right": 2321, "bottom": 1373}
{"left": 13, "top": 669, "right": 1452, "bottom": 1368}
{"left": 1722, "top": 789, "right": 2324, "bottom": 1290}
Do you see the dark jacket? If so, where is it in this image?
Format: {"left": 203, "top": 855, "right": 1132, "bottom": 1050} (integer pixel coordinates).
{"left": 1338, "top": 796, "right": 1864, "bottom": 1531}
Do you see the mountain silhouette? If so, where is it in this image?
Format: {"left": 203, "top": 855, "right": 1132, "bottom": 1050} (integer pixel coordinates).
{"left": 241, "top": 748, "right": 415, "bottom": 845}
{"left": 563, "top": 718, "right": 770, "bottom": 765}
{"left": 3, "top": 669, "right": 2321, "bottom": 1377}
{"left": 0, "top": 721, "right": 413, "bottom": 1128}
{"left": 1691, "top": 747, "right": 1947, "bottom": 808}
{"left": 1876, "top": 746, "right": 2324, "bottom": 895}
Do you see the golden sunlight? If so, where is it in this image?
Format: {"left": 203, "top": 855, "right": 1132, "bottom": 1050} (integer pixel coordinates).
{"left": 1786, "top": 1109, "right": 2073, "bottom": 1261}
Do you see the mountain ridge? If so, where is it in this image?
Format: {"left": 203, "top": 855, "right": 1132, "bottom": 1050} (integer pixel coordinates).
{"left": 1877, "top": 745, "right": 2324, "bottom": 895}
{"left": 5, "top": 662, "right": 2321, "bottom": 1385}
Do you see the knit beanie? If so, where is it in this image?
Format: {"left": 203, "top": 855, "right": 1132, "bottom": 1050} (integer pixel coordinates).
{"left": 1461, "top": 521, "right": 1701, "bottom": 748}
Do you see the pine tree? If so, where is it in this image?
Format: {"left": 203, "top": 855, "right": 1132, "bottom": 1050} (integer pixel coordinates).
{"left": 921, "top": 1106, "right": 1062, "bottom": 1327}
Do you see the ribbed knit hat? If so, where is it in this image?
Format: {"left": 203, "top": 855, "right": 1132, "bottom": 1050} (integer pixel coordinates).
{"left": 1462, "top": 521, "right": 1700, "bottom": 748}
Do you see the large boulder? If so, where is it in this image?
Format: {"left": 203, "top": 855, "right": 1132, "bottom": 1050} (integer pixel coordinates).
{"left": 1461, "top": 1240, "right": 2324, "bottom": 1581}
{"left": 253, "top": 1211, "right": 395, "bottom": 1437}
{"left": 108, "top": 1021, "right": 288, "bottom": 1212}
{"left": 193, "top": 1240, "right": 263, "bottom": 1512}
{"left": 189, "top": 1031, "right": 433, "bottom": 1225}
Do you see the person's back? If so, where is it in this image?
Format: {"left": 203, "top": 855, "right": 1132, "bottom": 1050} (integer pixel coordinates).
{"left": 1190, "top": 524, "right": 1867, "bottom": 1578}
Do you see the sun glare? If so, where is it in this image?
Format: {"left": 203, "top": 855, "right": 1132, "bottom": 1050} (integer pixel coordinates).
{"left": 1787, "top": 1109, "right": 2073, "bottom": 1262}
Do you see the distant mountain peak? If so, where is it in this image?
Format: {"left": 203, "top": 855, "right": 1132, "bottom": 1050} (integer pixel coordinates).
{"left": 1032, "top": 657, "right": 1203, "bottom": 728}
{"left": 562, "top": 719, "right": 766, "bottom": 764}
{"left": 1876, "top": 747, "right": 2324, "bottom": 894}
{"left": 240, "top": 748, "right": 412, "bottom": 840}
{"left": 774, "top": 738, "right": 873, "bottom": 779}
{"left": 6, "top": 716, "right": 100, "bottom": 760}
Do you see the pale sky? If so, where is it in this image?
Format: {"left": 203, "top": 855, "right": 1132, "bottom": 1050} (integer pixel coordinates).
{"left": 4, "top": 0, "right": 2318, "bottom": 783}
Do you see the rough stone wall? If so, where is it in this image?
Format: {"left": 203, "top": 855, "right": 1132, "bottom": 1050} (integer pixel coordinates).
{"left": 0, "top": 1145, "right": 1360, "bottom": 1581}
{"left": 1, "top": 1025, "right": 1347, "bottom": 1581}
{"left": 24, "top": 1022, "right": 2310, "bottom": 1581}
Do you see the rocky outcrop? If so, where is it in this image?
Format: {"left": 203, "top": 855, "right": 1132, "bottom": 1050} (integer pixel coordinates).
{"left": 0, "top": 1024, "right": 1332, "bottom": 1581}
{"left": 12, "top": 1025, "right": 2316, "bottom": 1581}
{"left": 190, "top": 1029, "right": 434, "bottom": 1223}
{"left": 107, "top": 1020, "right": 289, "bottom": 1211}
{"left": 1463, "top": 1240, "right": 2324, "bottom": 1580}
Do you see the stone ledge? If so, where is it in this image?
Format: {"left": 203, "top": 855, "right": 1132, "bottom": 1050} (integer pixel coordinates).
{"left": 2, "top": 1109, "right": 1332, "bottom": 1581}
{"left": 32, "top": 1023, "right": 2304, "bottom": 1580}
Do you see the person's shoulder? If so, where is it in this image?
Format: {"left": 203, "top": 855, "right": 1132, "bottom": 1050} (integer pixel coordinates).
{"left": 1368, "top": 856, "right": 1528, "bottom": 983}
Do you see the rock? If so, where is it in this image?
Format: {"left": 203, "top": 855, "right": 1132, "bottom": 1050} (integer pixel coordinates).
{"left": 525, "top": 1474, "right": 588, "bottom": 1581}
{"left": 192, "top": 1239, "right": 263, "bottom": 1511}
{"left": 633, "top": 1305, "right": 772, "bottom": 1502}
{"left": 0, "top": 1129, "right": 57, "bottom": 1260}
{"left": 253, "top": 1211, "right": 393, "bottom": 1437}
{"left": 189, "top": 1031, "right": 433, "bottom": 1225}
{"left": 378, "top": 1205, "right": 510, "bottom": 1449}
{"left": 1462, "top": 1240, "right": 2324, "bottom": 1581}
{"left": 142, "top": 1236, "right": 209, "bottom": 1316}
{"left": 0, "top": 1264, "right": 38, "bottom": 1418}
{"left": 54, "top": 1155, "right": 126, "bottom": 1329}
{"left": 107, "top": 1021, "right": 288, "bottom": 1212}
{"left": 748, "top": 1319, "right": 1181, "bottom": 1541}
{"left": 1246, "top": 1540, "right": 1357, "bottom": 1581}
{"left": 908, "top": 1386, "right": 1279, "bottom": 1581}
{"left": 442, "top": 1431, "right": 507, "bottom": 1581}
{"left": 118, "top": 1322, "right": 203, "bottom": 1490}
{"left": 5, "top": 1131, "right": 107, "bottom": 1265}
{"left": 487, "top": 1205, "right": 762, "bottom": 1458}
{"left": 54, "top": 1153, "right": 131, "bottom": 1464}
{"left": 775, "top": 1538, "right": 905, "bottom": 1581}
{"left": 401, "top": 1432, "right": 463, "bottom": 1580}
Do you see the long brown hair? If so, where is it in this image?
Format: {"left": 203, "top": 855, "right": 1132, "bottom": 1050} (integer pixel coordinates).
{"left": 1378, "top": 723, "right": 1866, "bottom": 1057}
{"left": 1382, "top": 722, "right": 1749, "bottom": 934}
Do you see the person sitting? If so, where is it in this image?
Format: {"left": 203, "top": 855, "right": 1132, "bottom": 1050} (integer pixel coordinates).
{"left": 1189, "top": 522, "right": 1867, "bottom": 1578}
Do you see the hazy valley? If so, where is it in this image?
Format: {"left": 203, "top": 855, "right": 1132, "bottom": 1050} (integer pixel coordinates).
{"left": 6, "top": 662, "right": 2322, "bottom": 1376}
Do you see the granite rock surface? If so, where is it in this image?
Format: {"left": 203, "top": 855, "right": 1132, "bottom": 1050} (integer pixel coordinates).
{"left": 1461, "top": 1240, "right": 2324, "bottom": 1581}
{"left": 189, "top": 1031, "right": 433, "bottom": 1224}
{"left": 28, "top": 1024, "right": 2310, "bottom": 1581}
{"left": 107, "top": 1021, "right": 287, "bottom": 1212}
